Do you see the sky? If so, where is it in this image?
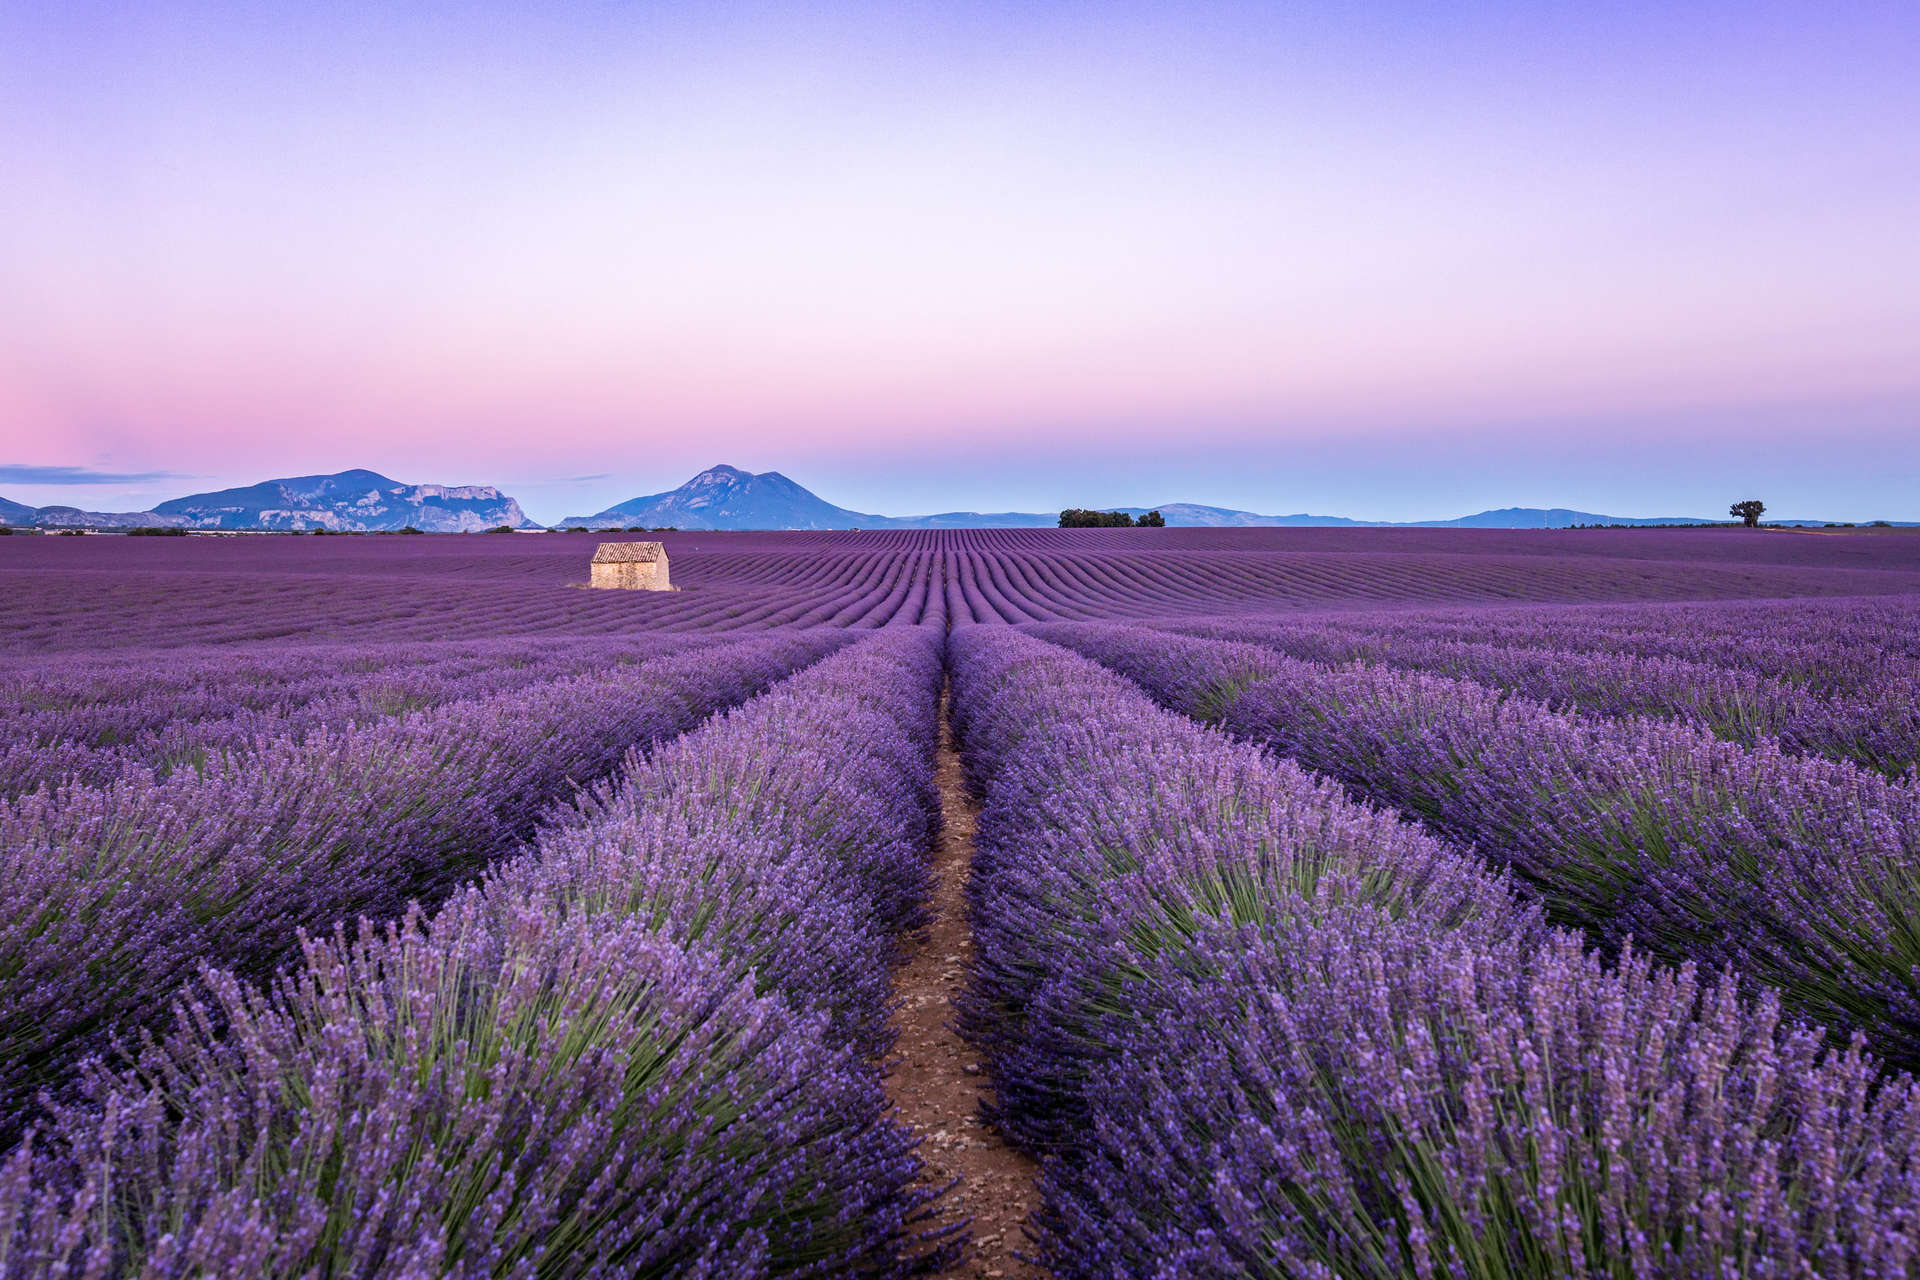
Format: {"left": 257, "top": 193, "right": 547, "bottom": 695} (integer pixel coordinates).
{"left": 2, "top": 0, "right": 1917, "bottom": 525}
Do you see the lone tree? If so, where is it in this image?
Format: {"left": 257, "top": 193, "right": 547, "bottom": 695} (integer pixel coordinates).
{"left": 1137, "top": 509, "right": 1166, "bottom": 527}
{"left": 1730, "top": 499, "right": 1766, "bottom": 528}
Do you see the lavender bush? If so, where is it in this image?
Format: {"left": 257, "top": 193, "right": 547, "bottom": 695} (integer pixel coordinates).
{"left": 0, "top": 633, "right": 846, "bottom": 1128}
{"left": 1037, "top": 622, "right": 1920, "bottom": 1064}
{"left": 3, "top": 907, "right": 911, "bottom": 1280}
{"left": 0, "top": 629, "right": 952, "bottom": 1278}
{"left": 485, "top": 626, "right": 944, "bottom": 1056}
{"left": 950, "top": 629, "right": 1920, "bottom": 1277}
{"left": 1180, "top": 616, "right": 1920, "bottom": 778}
{"left": 1042, "top": 914, "right": 1920, "bottom": 1278}
{"left": 0, "top": 634, "right": 713, "bottom": 796}
{"left": 946, "top": 626, "right": 1535, "bottom": 1152}
{"left": 1201, "top": 596, "right": 1920, "bottom": 698}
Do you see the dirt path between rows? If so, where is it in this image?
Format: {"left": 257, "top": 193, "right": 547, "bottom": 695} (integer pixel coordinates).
{"left": 890, "top": 688, "right": 1046, "bottom": 1279}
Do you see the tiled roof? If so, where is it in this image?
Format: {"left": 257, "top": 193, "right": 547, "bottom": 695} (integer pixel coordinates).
{"left": 590, "top": 541, "right": 666, "bottom": 563}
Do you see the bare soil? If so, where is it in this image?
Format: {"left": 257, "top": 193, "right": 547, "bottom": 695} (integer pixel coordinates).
{"left": 889, "top": 689, "right": 1046, "bottom": 1279}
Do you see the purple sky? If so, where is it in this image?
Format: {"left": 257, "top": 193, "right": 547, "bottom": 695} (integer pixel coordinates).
{"left": 3, "top": 1, "right": 1917, "bottom": 524}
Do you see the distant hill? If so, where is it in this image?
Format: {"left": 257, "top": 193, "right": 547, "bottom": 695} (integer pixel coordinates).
{"left": 561, "top": 468, "right": 1069, "bottom": 530}
{"left": 0, "top": 470, "right": 537, "bottom": 532}
{"left": 151, "top": 469, "right": 535, "bottom": 532}
{"left": 562, "top": 465, "right": 1743, "bottom": 531}
{"left": 1096, "top": 504, "right": 1719, "bottom": 529}
{"left": 2, "top": 463, "right": 1906, "bottom": 531}
{"left": 1103, "top": 503, "right": 1366, "bottom": 527}
{"left": 562, "top": 465, "right": 873, "bottom": 530}
{"left": 880, "top": 509, "right": 1058, "bottom": 529}
{"left": 1407, "top": 507, "right": 1706, "bottom": 529}
{"left": 23, "top": 505, "right": 179, "bottom": 530}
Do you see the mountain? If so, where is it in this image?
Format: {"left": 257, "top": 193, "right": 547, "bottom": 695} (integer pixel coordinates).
{"left": 1406, "top": 507, "right": 1705, "bottom": 529}
{"left": 563, "top": 467, "right": 1741, "bottom": 530}
{"left": 0, "top": 497, "right": 185, "bottom": 528}
{"left": 561, "top": 464, "right": 876, "bottom": 530}
{"left": 1102, "top": 505, "right": 1722, "bottom": 528}
{"left": 566, "top": 466, "right": 1086, "bottom": 529}
{"left": 4, "top": 463, "right": 1901, "bottom": 532}
{"left": 150, "top": 470, "right": 535, "bottom": 531}
{"left": 564, "top": 467, "right": 1326, "bottom": 530}
{"left": 0, "top": 470, "right": 536, "bottom": 531}
{"left": 25, "top": 505, "right": 187, "bottom": 530}
{"left": 1102, "top": 504, "right": 1366, "bottom": 527}
{"left": 880, "top": 510, "right": 1057, "bottom": 529}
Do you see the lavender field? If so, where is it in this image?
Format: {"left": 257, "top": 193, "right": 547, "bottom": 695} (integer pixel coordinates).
{"left": 5, "top": 528, "right": 1920, "bottom": 1277}
{"left": 7, "top": 527, "right": 1920, "bottom": 648}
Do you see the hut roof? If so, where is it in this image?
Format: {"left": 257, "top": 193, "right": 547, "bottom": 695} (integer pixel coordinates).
{"left": 591, "top": 540, "right": 666, "bottom": 564}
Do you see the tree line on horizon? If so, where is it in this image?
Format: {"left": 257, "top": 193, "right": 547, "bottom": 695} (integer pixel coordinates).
{"left": 1059, "top": 508, "right": 1166, "bottom": 528}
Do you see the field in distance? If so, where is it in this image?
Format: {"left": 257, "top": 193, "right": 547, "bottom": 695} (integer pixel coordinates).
{"left": 5, "top": 525, "right": 1920, "bottom": 650}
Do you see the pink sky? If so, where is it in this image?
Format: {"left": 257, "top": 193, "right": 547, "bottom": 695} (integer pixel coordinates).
{"left": 3, "top": 2, "right": 1917, "bottom": 522}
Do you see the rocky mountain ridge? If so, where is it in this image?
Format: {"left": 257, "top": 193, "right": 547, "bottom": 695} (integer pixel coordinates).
{"left": 3, "top": 464, "right": 1892, "bottom": 531}
{"left": 562, "top": 465, "right": 1733, "bottom": 530}
{"left": 1, "top": 470, "right": 534, "bottom": 532}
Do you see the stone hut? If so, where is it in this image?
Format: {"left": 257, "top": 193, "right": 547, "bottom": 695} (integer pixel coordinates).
{"left": 589, "top": 541, "right": 671, "bottom": 590}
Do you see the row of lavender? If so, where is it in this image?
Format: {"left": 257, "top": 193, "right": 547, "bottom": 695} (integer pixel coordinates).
{"left": 950, "top": 626, "right": 1920, "bottom": 1276}
{"left": 1034, "top": 622, "right": 1920, "bottom": 1068}
{"left": 1191, "top": 595, "right": 1920, "bottom": 694}
{"left": 1177, "top": 597, "right": 1920, "bottom": 778}
{"left": 0, "top": 634, "right": 730, "bottom": 797}
{"left": 1332, "top": 594, "right": 1920, "bottom": 683}
{"left": 0, "top": 633, "right": 848, "bottom": 1133}
{"left": 2, "top": 628, "right": 951, "bottom": 1278}
{"left": 17, "top": 592, "right": 1911, "bottom": 808}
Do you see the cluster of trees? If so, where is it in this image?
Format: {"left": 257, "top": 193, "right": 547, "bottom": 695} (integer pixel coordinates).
{"left": 562, "top": 525, "right": 679, "bottom": 533}
{"left": 305, "top": 527, "right": 426, "bottom": 535}
{"left": 1059, "top": 509, "right": 1166, "bottom": 528}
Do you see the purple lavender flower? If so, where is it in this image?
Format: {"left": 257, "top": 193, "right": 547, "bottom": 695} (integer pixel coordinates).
{"left": 1045, "top": 916, "right": 1920, "bottom": 1279}
{"left": 948, "top": 626, "right": 1920, "bottom": 1278}
{"left": 947, "top": 626, "right": 1534, "bottom": 1152}
{"left": 0, "top": 628, "right": 953, "bottom": 1277}
{"left": 1037, "top": 622, "right": 1920, "bottom": 1065}
{"left": 0, "top": 634, "right": 848, "bottom": 1128}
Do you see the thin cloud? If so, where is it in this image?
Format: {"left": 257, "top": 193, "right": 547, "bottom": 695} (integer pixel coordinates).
{"left": 0, "top": 464, "right": 188, "bottom": 486}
